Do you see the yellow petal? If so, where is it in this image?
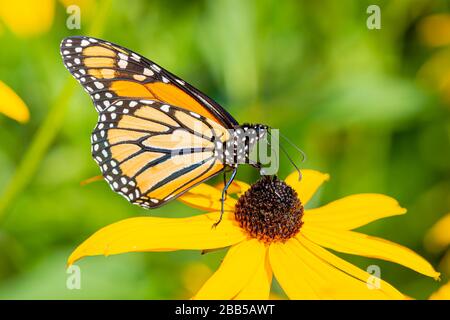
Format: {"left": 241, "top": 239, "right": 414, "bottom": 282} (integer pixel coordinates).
{"left": 0, "top": 0, "right": 54, "bottom": 37}
{"left": 215, "top": 180, "right": 250, "bottom": 197}
{"left": 181, "top": 262, "right": 213, "bottom": 297}
{"left": 303, "top": 194, "right": 406, "bottom": 230}
{"left": 0, "top": 81, "right": 30, "bottom": 123}
{"left": 429, "top": 281, "right": 450, "bottom": 300}
{"left": 193, "top": 239, "right": 266, "bottom": 300}
{"left": 425, "top": 213, "right": 450, "bottom": 253}
{"left": 68, "top": 212, "right": 246, "bottom": 266}
{"left": 269, "top": 241, "right": 320, "bottom": 299}
{"left": 297, "top": 234, "right": 405, "bottom": 299}
{"left": 234, "top": 250, "right": 272, "bottom": 300}
{"left": 302, "top": 225, "right": 440, "bottom": 279}
{"left": 284, "top": 169, "right": 329, "bottom": 205}
{"left": 178, "top": 183, "right": 236, "bottom": 211}
{"left": 270, "top": 239, "right": 403, "bottom": 299}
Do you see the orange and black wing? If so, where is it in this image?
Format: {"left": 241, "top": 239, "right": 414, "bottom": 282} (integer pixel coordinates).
{"left": 91, "top": 98, "right": 230, "bottom": 208}
{"left": 60, "top": 36, "right": 237, "bottom": 127}
{"left": 60, "top": 36, "right": 238, "bottom": 208}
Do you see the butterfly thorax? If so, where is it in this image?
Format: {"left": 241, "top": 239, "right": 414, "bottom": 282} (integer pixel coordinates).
{"left": 216, "top": 123, "right": 268, "bottom": 168}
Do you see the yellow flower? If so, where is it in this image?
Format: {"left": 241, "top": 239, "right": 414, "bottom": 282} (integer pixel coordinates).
{"left": 425, "top": 213, "right": 450, "bottom": 254}
{"left": 0, "top": 80, "right": 29, "bottom": 123}
{"left": 418, "top": 14, "right": 450, "bottom": 47}
{"left": 425, "top": 213, "right": 450, "bottom": 300}
{"left": 68, "top": 170, "right": 439, "bottom": 299}
{"left": 0, "top": 0, "right": 95, "bottom": 38}
{"left": 430, "top": 281, "right": 450, "bottom": 300}
{"left": 0, "top": 0, "right": 55, "bottom": 37}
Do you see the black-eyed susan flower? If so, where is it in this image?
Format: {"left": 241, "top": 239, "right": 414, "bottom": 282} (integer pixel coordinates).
{"left": 0, "top": 80, "right": 29, "bottom": 123}
{"left": 68, "top": 170, "right": 439, "bottom": 299}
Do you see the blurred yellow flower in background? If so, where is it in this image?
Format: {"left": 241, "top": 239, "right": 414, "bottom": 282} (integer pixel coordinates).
{"left": 425, "top": 213, "right": 450, "bottom": 300}
{"left": 0, "top": 0, "right": 95, "bottom": 38}
{"left": 417, "top": 13, "right": 450, "bottom": 105}
{"left": 0, "top": 0, "right": 55, "bottom": 37}
{"left": 67, "top": 170, "right": 439, "bottom": 300}
{"left": 418, "top": 14, "right": 450, "bottom": 48}
{"left": 430, "top": 281, "right": 450, "bottom": 300}
{"left": 425, "top": 213, "right": 450, "bottom": 254}
{"left": 0, "top": 80, "right": 29, "bottom": 123}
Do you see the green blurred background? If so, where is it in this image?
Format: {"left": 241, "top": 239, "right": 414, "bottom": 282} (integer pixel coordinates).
{"left": 0, "top": 0, "right": 449, "bottom": 299}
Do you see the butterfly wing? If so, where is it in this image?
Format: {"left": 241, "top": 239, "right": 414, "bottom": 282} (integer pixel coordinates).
{"left": 60, "top": 36, "right": 237, "bottom": 127}
{"left": 60, "top": 36, "right": 240, "bottom": 208}
{"left": 92, "top": 98, "right": 230, "bottom": 208}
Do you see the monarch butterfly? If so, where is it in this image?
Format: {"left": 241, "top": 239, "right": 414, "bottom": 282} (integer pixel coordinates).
{"left": 60, "top": 36, "right": 270, "bottom": 225}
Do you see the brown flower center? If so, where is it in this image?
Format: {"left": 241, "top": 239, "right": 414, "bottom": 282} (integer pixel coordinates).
{"left": 234, "top": 175, "right": 304, "bottom": 243}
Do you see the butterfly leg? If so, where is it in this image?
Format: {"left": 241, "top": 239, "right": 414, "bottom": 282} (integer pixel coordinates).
{"left": 212, "top": 167, "right": 238, "bottom": 229}
{"left": 223, "top": 169, "right": 228, "bottom": 200}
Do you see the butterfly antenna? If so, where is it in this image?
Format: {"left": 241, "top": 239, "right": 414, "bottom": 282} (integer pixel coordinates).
{"left": 279, "top": 141, "right": 302, "bottom": 180}
{"left": 278, "top": 131, "right": 307, "bottom": 163}
{"left": 268, "top": 130, "right": 302, "bottom": 180}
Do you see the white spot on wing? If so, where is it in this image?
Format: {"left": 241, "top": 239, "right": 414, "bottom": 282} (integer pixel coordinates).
{"left": 118, "top": 59, "right": 128, "bottom": 69}
{"left": 131, "top": 53, "right": 141, "bottom": 61}
{"left": 151, "top": 64, "right": 161, "bottom": 72}
{"left": 143, "top": 68, "right": 154, "bottom": 76}
{"left": 133, "top": 74, "right": 146, "bottom": 81}
{"left": 94, "top": 81, "right": 104, "bottom": 89}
